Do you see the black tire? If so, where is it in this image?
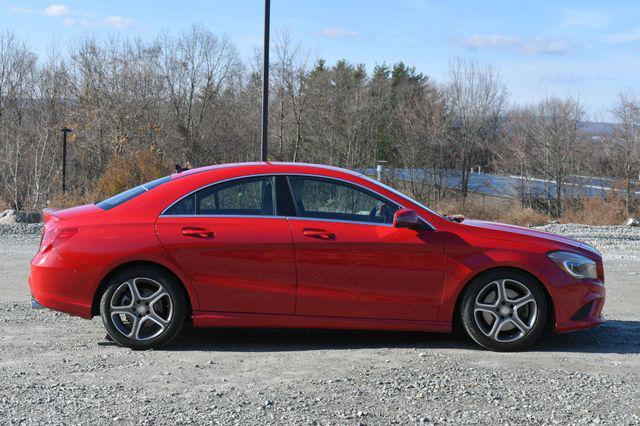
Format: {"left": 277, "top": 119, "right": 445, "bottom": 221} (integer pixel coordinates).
{"left": 100, "top": 266, "right": 187, "bottom": 350}
{"left": 460, "top": 269, "right": 548, "bottom": 352}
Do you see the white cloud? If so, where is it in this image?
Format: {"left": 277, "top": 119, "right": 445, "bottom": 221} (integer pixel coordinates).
{"left": 43, "top": 4, "right": 69, "bottom": 17}
{"left": 540, "top": 73, "right": 585, "bottom": 86}
{"left": 9, "top": 4, "right": 134, "bottom": 29}
{"left": 62, "top": 18, "right": 90, "bottom": 27}
{"left": 8, "top": 6, "right": 34, "bottom": 14}
{"left": 62, "top": 16, "right": 135, "bottom": 29}
{"left": 456, "top": 34, "right": 575, "bottom": 55}
{"left": 459, "top": 34, "right": 519, "bottom": 49}
{"left": 519, "top": 39, "right": 574, "bottom": 55}
{"left": 102, "top": 16, "right": 134, "bottom": 29}
{"left": 10, "top": 4, "right": 69, "bottom": 16}
{"left": 601, "top": 31, "right": 640, "bottom": 45}
{"left": 316, "top": 27, "right": 359, "bottom": 39}
{"left": 562, "top": 10, "right": 609, "bottom": 29}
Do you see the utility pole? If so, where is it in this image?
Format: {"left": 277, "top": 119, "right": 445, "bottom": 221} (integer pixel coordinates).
{"left": 61, "top": 128, "right": 72, "bottom": 193}
{"left": 260, "top": 0, "right": 270, "bottom": 162}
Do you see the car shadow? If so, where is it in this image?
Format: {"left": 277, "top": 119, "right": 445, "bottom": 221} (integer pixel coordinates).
{"left": 533, "top": 320, "right": 640, "bottom": 354}
{"left": 165, "top": 319, "right": 640, "bottom": 355}
{"left": 169, "top": 327, "right": 471, "bottom": 352}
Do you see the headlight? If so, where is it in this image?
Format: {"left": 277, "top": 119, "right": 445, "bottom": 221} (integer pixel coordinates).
{"left": 548, "top": 251, "right": 597, "bottom": 280}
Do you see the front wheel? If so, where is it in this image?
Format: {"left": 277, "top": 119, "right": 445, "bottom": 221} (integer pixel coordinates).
{"left": 460, "top": 270, "right": 548, "bottom": 351}
{"left": 100, "top": 266, "right": 186, "bottom": 350}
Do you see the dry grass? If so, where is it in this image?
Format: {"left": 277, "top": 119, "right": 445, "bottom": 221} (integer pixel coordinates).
{"left": 561, "top": 196, "right": 629, "bottom": 225}
{"left": 47, "top": 191, "right": 95, "bottom": 210}
{"left": 431, "top": 196, "right": 549, "bottom": 227}
{"left": 429, "top": 193, "right": 632, "bottom": 227}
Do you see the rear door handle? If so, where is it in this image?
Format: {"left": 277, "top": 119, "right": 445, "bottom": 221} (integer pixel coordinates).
{"left": 302, "top": 228, "right": 336, "bottom": 240}
{"left": 181, "top": 227, "right": 215, "bottom": 239}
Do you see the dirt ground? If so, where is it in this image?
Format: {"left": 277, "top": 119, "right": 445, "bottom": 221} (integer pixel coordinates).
{"left": 0, "top": 226, "right": 639, "bottom": 425}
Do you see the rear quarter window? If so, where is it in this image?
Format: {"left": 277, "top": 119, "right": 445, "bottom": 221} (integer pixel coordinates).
{"left": 96, "top": 176, "right": 171, "bottom": 210}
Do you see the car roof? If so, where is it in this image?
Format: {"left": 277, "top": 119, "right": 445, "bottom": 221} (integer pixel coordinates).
{"left": 171, "top": 162, "right": 362, "bottom": 180}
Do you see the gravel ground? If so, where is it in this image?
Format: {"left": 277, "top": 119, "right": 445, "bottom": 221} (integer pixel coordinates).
{"left": 537, "top": 223, "right": 640, "bottom": 260}
{"left": 0, "top": 223, "right": 639, "bottom": 425}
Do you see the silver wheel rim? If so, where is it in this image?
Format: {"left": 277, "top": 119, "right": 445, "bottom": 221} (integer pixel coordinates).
{"left": 109, "top": 277, "right": 173, "bottom": 341}
{"left": 473, "top": 279, "right": 538, "bottom": 343}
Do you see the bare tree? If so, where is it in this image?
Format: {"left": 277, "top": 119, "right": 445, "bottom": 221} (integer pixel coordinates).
{"left": 155, "top": 25, "right": 240, "bottom": 164}
{"left": 0, "top": 31, "right": 37, "bottom": 209}
{"left": 611, "top": 93, "right": 640, "bottom": 214}
{"left": 446, "top": 58, "right": 507, "bottom": 200}
{"left": 528, "top": 97, "right": 585, "bottom": 216}
{"left": 494, "top": 107, "right": 537, "bottom": 205}
{"left": 388, "top": 70, "right": 451, "bottom": 202}
{"left": 270, "top": 30, "right": 311, "bottom": 161}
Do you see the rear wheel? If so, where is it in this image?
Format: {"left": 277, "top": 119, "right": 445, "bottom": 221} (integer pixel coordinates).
{"left": 461, "top": 270, "right": 547, "bottom": 351}
{"left": 100, "top": 266, "right": 186, "bottom": 350}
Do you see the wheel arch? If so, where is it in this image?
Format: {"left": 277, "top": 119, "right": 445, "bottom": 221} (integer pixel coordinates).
{"left": 91, "top": 260, "right": 193, "bottom": 319}
{"left": 450, "top": 266, "right": 556, "bottom": 334}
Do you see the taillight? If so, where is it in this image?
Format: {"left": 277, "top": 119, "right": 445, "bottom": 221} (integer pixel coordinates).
{"left": 596, "top": 261, "right": 605, "bottom": 283}
{"left": 39, "top": 227, "right": 78, "bottom": 253}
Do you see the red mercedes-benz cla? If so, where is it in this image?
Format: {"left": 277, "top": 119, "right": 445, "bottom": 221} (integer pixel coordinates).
{"left": 29, "top": 162, "right": 605, "bottom": 351}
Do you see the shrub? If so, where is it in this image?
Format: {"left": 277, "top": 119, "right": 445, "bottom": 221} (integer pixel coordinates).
{"left": 562, "top": 196, "right": 628, "bottom": 225}
{"left": 95, "top": 148, "right": 172, "bottom": 199}
{"left": 47, "top": 148, "right": 172, "bottom": 210}
{"left": 431, "top": 195, "right": 548, "bottom": 227}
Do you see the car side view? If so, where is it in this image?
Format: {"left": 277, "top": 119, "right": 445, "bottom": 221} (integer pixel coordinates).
{"left": 29, "top": 162, "right": 605, "bottom": 351}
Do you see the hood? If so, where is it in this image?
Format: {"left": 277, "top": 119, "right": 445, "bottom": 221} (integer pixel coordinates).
{"left": 461, "top": 219, "right": 601, "bottom": 258}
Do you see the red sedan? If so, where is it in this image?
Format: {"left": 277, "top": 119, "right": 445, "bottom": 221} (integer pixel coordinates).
{"left": 29, "top": 162, "right": 605, "bottom": 351}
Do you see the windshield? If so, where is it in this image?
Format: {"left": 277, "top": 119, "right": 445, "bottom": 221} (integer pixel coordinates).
{"left": 356, "top": 172, "right": 444, "bottom": 219}
{"left": 96, "top": 176, "right": 171, "bottom": 210}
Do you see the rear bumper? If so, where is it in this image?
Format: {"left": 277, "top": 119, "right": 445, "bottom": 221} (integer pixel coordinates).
{"left": 29, "top": 253, "right": 94, "bottom": 319}
{"left": 30, "top": 297, "right": 45, "bottom": 309}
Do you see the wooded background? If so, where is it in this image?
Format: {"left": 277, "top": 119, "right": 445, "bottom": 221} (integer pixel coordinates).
{"left": 1, "top": 27, "right": 638, "bottom": 221}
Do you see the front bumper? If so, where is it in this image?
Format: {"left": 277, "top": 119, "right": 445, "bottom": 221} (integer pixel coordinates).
{"left": 553, "top": 279, "right": 605, "bottom": 333}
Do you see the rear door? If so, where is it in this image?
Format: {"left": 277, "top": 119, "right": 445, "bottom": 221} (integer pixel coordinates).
{"left": 155, "top": 176, "right": 297, "bottom": 314}
{"left": 285, "top": 175, "right": 445, "bottom": 321}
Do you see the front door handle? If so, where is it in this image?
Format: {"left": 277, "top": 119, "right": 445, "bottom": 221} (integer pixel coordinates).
{"left": 181, "top": 227, "right": 215, "bottom": 239}
{"left": 302, "top": 228, "right": 336, "bottom": 240}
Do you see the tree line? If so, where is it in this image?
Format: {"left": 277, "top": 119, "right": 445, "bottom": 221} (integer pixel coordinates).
{"left": 0, "top": 26, "right": 638, "bottom": 218}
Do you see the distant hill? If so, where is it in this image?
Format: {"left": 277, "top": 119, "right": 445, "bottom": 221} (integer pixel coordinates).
{"left": 579, "top": 121, "right": 615, "bottom": 136}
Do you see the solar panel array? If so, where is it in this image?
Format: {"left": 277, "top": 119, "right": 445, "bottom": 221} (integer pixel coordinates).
{"left": 362, "top": 168, "right": 638, "bottom": 199}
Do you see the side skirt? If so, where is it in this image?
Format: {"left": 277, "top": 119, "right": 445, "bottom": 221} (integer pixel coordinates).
{"left": 192, "top": 311, "right": 452, "bottom": 333}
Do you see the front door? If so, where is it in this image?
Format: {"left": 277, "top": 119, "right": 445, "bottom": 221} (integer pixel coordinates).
{"left": 286, "top": 176, "right": 445, "bottom": 321}
{"left": 155, "top": 176, "right": 297, "bottom": 314}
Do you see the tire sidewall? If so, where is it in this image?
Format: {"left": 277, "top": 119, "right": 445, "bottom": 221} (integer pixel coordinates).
{"left": 461, "top": 269, "right": 548, "bottom": 352}
{"left": 100, "top": 266, "right": 186, "bottom": 350}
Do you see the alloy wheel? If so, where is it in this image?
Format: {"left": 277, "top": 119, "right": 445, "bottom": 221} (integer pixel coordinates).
{"left": 472, "top": 278, "right": 538, "bottom": 343}
{"left": 109, "top": 277, "right": 174, "bottom": 341}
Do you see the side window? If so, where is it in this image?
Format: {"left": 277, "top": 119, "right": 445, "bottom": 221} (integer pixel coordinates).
{"left": 164, "top": 177, "right": 275, "bottom": 216}
{"left": 288, "top": 176, "right": 399, "bottom": 224}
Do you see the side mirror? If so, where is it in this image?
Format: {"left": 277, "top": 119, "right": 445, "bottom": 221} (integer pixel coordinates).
{"left": 393, "top": 208, "right": 421, "bottom": 229}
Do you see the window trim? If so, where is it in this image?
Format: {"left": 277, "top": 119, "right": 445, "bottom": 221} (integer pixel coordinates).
{"left": 163, "top": 175, "right": 276, "bottom": 217}
{"left": 160, "top": 173, "right": 435, "bottom": 231}
{"left": 286, "top": 175, "right": 401, "bottom": 227}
